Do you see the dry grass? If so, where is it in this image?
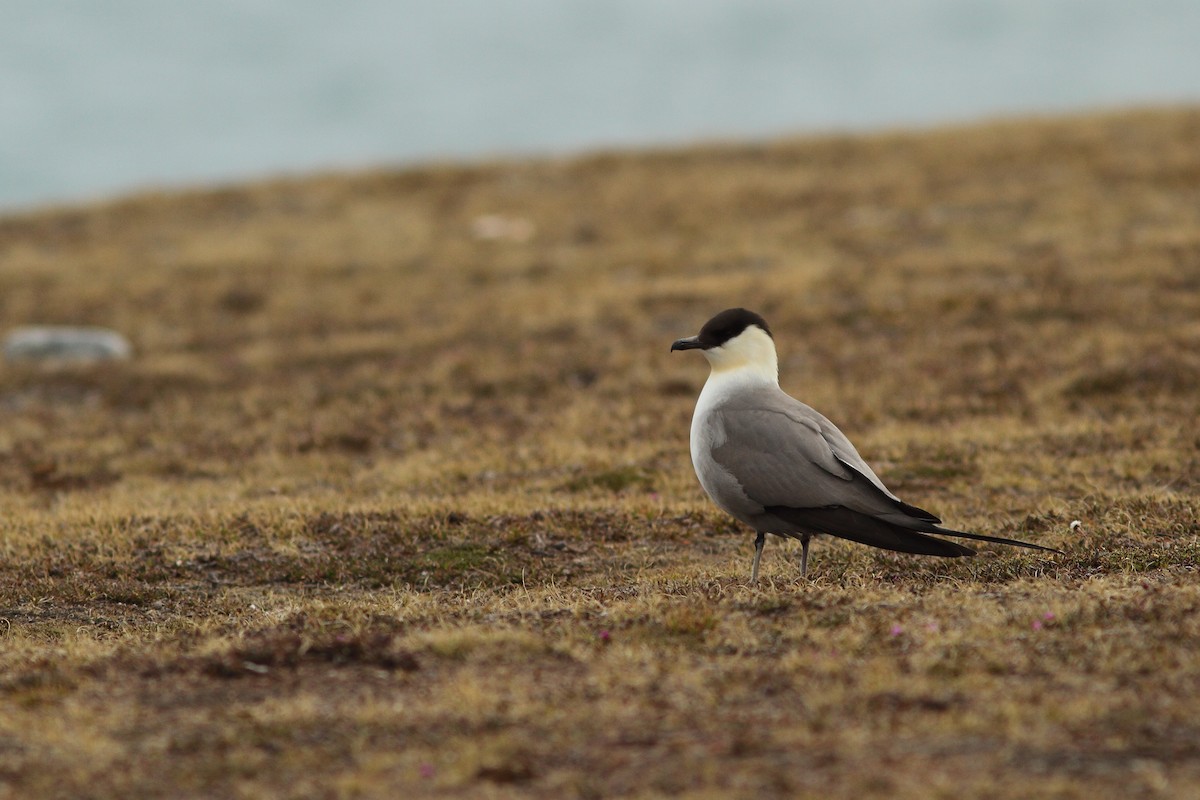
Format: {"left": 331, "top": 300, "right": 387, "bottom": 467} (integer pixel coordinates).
{"left": 2, "top": 107, "right": 1199, "bottom": 798}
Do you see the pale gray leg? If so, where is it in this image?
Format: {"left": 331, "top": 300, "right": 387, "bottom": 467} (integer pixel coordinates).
{"left": 800, "top": 535, "right": 811, "bottom": 578}
{"left": 751, "top": 531, "right": 766, "bottom": 582}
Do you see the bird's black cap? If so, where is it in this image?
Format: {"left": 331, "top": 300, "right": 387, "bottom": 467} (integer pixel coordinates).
{"left": 672, "top": 308, "right": 772, "bottom": 351}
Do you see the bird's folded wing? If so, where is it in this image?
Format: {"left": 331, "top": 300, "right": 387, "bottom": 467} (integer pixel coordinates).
{"left": 710, "top": 400, "right": 906, "bottom": 518}
{"left": 706, "top": 387, "right": 1061, "bottom": 555}
{"left": 708, "top": 385, "right": 948, "bottom": 523}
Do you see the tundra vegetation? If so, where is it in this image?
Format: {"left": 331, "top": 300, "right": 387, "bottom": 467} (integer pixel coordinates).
{"left": 1, "top": 108, "right": 1198, "bottom": 798}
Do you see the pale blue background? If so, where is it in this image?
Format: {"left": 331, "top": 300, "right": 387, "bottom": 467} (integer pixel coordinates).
{"left": 3, "top": 0, "right": 1198, "bottom": 210}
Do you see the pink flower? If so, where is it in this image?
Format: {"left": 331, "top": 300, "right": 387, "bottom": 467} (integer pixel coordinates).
{"left": 598, "top": 629, "right": 611, "bottom": 642}
{"left": 419, "top": 764, "right": 435, "bottom": 779}
{"left": 1032, "top": 620, "right": 1044, "bottom": 631}
{"left": 889, "top": 624, "right": 903, "bottom": 637}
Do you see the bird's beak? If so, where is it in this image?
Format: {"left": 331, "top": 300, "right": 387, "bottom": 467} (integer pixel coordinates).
{"left": 670, "top": 336, "right": 705, "bottom": 352}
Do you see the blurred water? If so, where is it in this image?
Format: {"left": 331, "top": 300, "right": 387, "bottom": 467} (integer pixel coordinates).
{"left": 2, "top": 0, "right": 1199, "bottom": 210}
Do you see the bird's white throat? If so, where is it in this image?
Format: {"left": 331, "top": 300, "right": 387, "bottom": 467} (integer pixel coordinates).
{"left": 700, "top": 325, "right": 779, "bottom": 384}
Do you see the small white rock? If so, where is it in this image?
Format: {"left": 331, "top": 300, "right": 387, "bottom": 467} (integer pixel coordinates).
{"left": 3, "top": 326, "right": 132, "bottom": 363}
{"left": 471, "top": 214, "right": 535, "bottom": 243}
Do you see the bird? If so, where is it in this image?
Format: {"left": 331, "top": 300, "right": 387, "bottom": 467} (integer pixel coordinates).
{"left": 671, "top": 307, "right": 1060, "bottom": 581}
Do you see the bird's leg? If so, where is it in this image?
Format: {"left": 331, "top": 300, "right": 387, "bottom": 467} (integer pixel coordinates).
{"left": 800, "top": 535, "right": 811, "bottom": 578}
{"left": 751, "top": 531, "right": 766, "bottom": 583}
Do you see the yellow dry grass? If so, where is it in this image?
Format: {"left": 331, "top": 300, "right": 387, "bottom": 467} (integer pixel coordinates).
{"left": 1, "top": 107, "right": 1199, "bottom": 798}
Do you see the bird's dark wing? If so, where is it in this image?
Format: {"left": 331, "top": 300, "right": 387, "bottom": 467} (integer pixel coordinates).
{"left": 764, "top": 505, "right": 975, "bottom": 557}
